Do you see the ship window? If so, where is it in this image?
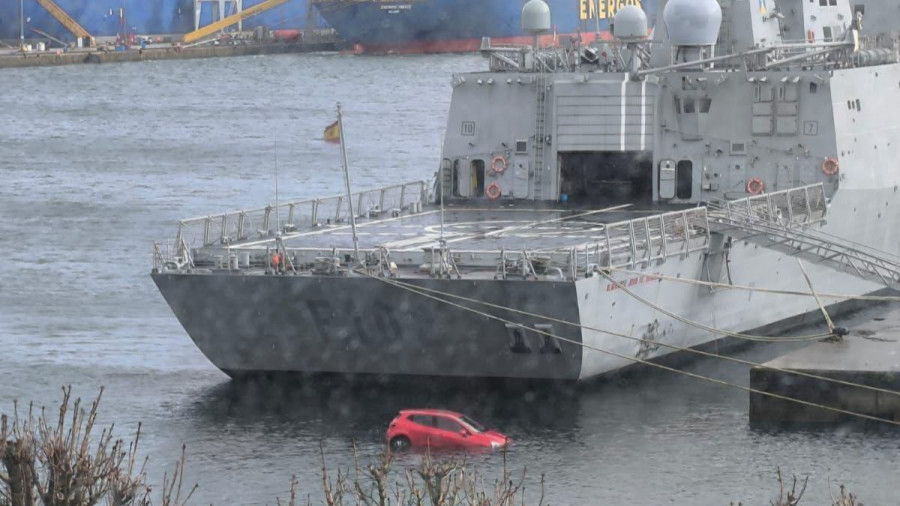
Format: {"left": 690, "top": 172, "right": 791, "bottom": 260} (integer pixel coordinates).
{"left": 823, "top": 27, "right": 832, "bottom": 42}
{"left": 516, "top": 140, "right": 528, "bottom": 153}
{"left": 471, "top": 159, "right": 485, "bottom": 197}
{"left": 683, "top": 98, "right": 696, "bottom": 113}
{"left": 676, "top": 160, "right": 693, "bottom": 200}
{"left": 699, "top": 98, "right": 712, "bottom": 113}
{"left": 731, "top": 142, "right": 747, "bottom": 155}
{"left": 809, "top": 82, "right": 818, "bottom": 94}
{"left": 856, "top": 99, "right": 862, "bottom": 111}
{"left": 674, "top": 97, "right": 681, "bottom": 114}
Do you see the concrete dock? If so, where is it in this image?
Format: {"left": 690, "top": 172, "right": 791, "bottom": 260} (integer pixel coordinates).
{"left": 0, "top": 40, "right": 341, "bottom": 70}
{"left": 750, "top": 307, "right": 900, "bottom": 425}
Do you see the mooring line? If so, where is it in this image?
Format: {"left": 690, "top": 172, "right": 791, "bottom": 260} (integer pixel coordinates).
{"left": 351, "top": 269, "right": 900, "bottom": 427}
{"left": 608, "top": 268, "right": 900, "bottom": 302}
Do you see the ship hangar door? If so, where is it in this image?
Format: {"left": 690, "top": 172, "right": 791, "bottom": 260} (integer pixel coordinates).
{"left": 554, "top": 82, "right": 654, "bottom": 203}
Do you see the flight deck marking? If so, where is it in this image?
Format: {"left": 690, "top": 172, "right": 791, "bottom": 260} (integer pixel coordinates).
{"left": 236, "top": 209, "right": 441, "bottom": 248}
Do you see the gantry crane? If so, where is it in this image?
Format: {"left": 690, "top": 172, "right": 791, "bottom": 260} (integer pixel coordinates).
{"left": 184, "top": 0, "right": 290, "bottom": 43}
{"left": 33, "top": 0, "right": 94, "bottom": 47}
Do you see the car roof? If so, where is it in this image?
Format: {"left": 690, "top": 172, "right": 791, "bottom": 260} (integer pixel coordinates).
{"left": 398, "top": 408, "right": 465, "bottom": 418}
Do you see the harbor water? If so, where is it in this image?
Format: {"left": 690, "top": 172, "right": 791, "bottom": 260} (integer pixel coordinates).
{"left": 1, "top": 54, "right": 899, "bottom": 504}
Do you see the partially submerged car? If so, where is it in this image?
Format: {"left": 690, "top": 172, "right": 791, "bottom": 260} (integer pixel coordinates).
{"left": 386, "top": 409, "right": 509, "bottom": 451}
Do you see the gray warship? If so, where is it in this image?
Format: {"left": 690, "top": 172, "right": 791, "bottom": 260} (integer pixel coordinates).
{"left": 152, "top": 0, "right": 900, "bottom": 381}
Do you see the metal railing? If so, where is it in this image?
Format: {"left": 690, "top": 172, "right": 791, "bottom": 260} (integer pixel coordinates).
{"left": 172, "top": 181, "right": 429, "bottom": 249}
{"left": 155, "top": 200, "right": 712, "bottom": 280}
{"left": 711, "top": 184, "right": 827, "bottom": 228}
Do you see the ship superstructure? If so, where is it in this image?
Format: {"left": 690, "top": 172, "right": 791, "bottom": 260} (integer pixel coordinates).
{"left": 152, "top": 0, "right": 900, "bottom": 380}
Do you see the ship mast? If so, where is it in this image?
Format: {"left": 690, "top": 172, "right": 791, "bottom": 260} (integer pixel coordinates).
{"left": 336, "top": 103, "right": 361, "bottom": 265}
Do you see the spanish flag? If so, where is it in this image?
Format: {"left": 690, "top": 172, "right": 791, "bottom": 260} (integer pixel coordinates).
{"left": 323, "top": 120, "right": 341, "bottom": 144}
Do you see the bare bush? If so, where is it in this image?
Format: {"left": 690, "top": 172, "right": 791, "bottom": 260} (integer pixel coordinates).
{"left": 0, "top": 387, "right": 196, "bottom": 506}
{"left": 310, "top": 443, "right": 543, "bottom": 506}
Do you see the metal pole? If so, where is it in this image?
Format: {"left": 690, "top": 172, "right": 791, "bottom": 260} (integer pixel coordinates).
{"left": 337, "top": 103, "right": 361, "bottom": 263}
{"left": 439, "top": 150, "right": 446, "bottom": 245}
{"left": 19, "top": 0, "right": 24, "bottom": 50}
{"left": 274, "top": 138, "right": 280, "bottom": 234}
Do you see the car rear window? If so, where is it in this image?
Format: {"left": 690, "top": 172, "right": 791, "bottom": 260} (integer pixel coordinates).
{"left": 407, "top": 414, "right": 433, "bottom": 427}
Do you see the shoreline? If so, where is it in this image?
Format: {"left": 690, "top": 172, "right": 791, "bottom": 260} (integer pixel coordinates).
{"left": 0, "top": 41, "right": 344, "bottom": 69}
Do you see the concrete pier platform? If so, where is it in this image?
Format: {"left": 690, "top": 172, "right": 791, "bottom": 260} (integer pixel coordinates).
{"left": 0, "top": 41, "right": 342, "bottom": 70}
{"left": 750, "top": 308, "right": 900, "bottom": 425}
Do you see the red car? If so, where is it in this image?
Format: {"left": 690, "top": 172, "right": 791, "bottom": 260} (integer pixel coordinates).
{"left": 386, "top": 409, "right": 509, "bottom": 451}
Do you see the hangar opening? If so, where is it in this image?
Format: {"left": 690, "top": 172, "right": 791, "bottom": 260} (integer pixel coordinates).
{"left": 558, "top": 151, "right": 653, "bottom": 204}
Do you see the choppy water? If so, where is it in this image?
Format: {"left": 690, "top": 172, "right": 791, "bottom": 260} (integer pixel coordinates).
{"left": 1, "top": 54, "right": 899, "bottom": 505}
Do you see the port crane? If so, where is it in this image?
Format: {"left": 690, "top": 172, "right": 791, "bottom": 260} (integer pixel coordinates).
{"left": 184, "top": 0, "right": 290, "bottom": 43}
{"left": 33, "top": 0, "right": 94, "bottom": 47}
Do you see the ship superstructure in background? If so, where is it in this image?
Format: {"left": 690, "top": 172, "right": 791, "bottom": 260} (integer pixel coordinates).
{"left": 153, "top": 0, "right": 900, "bottom": 381}
{"left": 311, "top": 0, "right": 660, "bottom": 54}
{"left": 0, "top": 0, "right": 324, "bottom": 42}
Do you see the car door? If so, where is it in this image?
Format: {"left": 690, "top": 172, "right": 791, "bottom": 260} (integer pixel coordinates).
{"left": 407, "top": 415, "right": 433, "bottom": 448}
{"left": 433, "top": 415, "right": 467, "bottom": 448}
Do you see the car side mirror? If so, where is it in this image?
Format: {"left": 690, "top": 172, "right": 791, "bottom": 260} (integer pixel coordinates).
{"left": 459, "top": 429, "right": 469, "bottom": 437}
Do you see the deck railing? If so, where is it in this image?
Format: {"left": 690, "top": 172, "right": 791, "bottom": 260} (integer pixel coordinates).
{"left": 172, "top": 180, "right": 429, "bottom": 249}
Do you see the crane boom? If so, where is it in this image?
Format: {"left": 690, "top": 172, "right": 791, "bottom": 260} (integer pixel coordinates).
{"left": 33, "top": 0, "right": 92, "bottom": 41}
{"left": 184, "top": 0, "right": 290, "bottom": 43}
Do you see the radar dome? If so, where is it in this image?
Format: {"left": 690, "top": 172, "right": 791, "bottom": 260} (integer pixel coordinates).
{"left": 521, "top": 0, "right": 551, "bottom": 34}
{"left": 663, "top": 0, "right": 722, "bottom": 46}
{"left": 613, "top": 5, "right": 648, "bottom": 41}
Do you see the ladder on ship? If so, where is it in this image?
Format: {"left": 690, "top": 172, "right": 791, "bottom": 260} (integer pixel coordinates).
{"left": 34, "top": 0, "right": 94, "bottom": 47}
{"left": 707, "top": 185, "right": 900, "bottom": 290}
{"left": 533, "top": 66, "right": 547, "bottom": 200}
{"left": 184, "top": 0, "right": 289, "bottom": 43}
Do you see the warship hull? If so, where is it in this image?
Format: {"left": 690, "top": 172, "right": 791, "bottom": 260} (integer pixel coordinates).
{"left": 152, "top": 189, "right": 899, "bottom": 380}
{"left": 151, "top": 0, "right": 900, "bottom": 381}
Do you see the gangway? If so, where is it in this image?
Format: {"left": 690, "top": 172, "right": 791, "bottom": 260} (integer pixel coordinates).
{"left": 184, "top": 0, "right": 289, "bottom": 43}
{"left": 707, "top": 184, "right": 900, "bottom": 289}
{"left": 33, "top": 0, "right": 94, "bottom": 47}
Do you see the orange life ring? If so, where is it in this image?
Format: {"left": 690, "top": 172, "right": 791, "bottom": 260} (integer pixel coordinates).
{"left": 485, "top": 182, "right": 502, "bottom": 200}
{"left": 821, "top": 157, "right": 840, "bottom": 176}
{"left": 746, "top": 177, "right": 765, "bottom": 195}
{"left": 490, "top": 155, "right": 507, "bottom": 174}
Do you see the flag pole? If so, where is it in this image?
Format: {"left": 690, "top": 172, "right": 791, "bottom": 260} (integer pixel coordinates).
{"left": 439, "top": 145, "right": 445, "bottom": 246}
{"left": 337, "top": 103, "right": 361, "bottom": 265}
{"left": 274, "top": 137, "right": 280, "bottom": 234}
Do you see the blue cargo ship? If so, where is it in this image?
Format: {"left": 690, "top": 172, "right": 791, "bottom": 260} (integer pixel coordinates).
{"left": 311, "top": 0, "right": 657, "bottom": 53}
{"left": 0, "top": 0, "right": 321, "bottom": 42}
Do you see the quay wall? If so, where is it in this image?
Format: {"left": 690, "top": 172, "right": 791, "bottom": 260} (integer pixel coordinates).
{"left": 0, "top": 42, "right": 340, "bottom": 69}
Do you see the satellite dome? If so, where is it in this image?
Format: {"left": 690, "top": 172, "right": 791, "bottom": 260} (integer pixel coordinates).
{"left": 663, "top": 0, "right": 722, "bottom": 46}
{"left": 522, "top": 0, "right": 551, "bottom": 34}
{"left": 613, "top": 5, "right": 648, "bottom": 41}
